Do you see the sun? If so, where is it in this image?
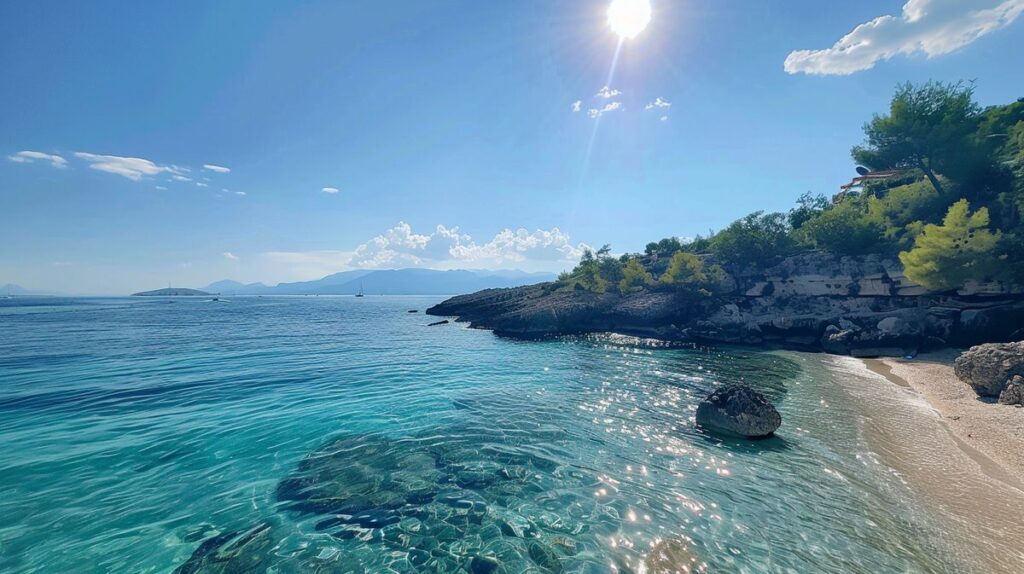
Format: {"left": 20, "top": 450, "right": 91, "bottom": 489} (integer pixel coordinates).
{"left": 607, "top": 0, "right": 652, "bottom": 39}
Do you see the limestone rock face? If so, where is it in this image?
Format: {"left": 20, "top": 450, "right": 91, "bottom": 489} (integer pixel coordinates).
{"left": 695, "top": 384, "right": 781, "bottom": 438}
{"left": 426, "top": 252, "right": 1024, "bottom": 357}
{"left": 954, "top": 341, "right": 1024, "bottom": 397}
{"left": 998, "top": 375, "right": 1024, "bottom": 406}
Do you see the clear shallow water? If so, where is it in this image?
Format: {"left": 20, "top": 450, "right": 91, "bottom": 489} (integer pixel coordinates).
{"left": 0, "top": 296, "right": 975, "bottom": 572}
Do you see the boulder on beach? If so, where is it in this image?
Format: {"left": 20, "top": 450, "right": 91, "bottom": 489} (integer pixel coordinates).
{"left": 695, "top": 384, "right": 781, "bottom": 438}
{"left": 998, "top": 375, "right": 1024, "bottom": 406}
{"left": 953, "top": 341, "right": 1024, "bottom": 397}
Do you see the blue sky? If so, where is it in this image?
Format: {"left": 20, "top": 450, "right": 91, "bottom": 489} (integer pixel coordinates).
{"left": 2, "top": 0, "right": 1022, "bottom": 294}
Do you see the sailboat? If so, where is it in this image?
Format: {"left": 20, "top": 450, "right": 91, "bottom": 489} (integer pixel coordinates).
{"left": 355, "top": 281, "right": 364, "bottom": 297}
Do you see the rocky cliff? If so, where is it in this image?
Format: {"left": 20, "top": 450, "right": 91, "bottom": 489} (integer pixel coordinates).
{"left": 426, "top": 253, "right": 1024, "bottom": 357}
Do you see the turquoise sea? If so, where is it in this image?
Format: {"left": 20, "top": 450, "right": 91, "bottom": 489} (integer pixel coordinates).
{"left": 0, "top": 296, "right": 998, "bottom": 572}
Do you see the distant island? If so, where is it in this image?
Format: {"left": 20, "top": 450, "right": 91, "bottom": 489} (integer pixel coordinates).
{"left": 132, "top": 288, "right": 211, "bottom": 297}
{"left": 429, "top": 82, "right": 1024, "bottom": 357}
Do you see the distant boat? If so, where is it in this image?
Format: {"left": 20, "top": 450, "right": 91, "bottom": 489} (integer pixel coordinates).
{"left": 355, "top": 282, "right": 365, "bottom": 297}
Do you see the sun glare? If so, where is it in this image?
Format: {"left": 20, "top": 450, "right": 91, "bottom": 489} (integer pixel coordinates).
{"left": 607, "top": 0, "right": 652, "bottom": 39}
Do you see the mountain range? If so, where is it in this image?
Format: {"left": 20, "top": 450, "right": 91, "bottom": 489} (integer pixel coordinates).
{"left": 1, "top": 283, "right": 59, "bottom": 296}
{"left": 201, "top": 268, "right": 557, "bottom": 296}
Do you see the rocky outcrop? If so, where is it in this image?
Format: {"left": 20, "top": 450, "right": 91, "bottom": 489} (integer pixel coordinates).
{"left": 427, "top": 253, "right": 1024, "bottom": 357}
{"left": 695, "top": 384, "right": 782, "bottom": 438}
{"left": 999, "top": 376, "right": 1024, "bottom": 406}
{"left": 954, "top": 341, "right": 1024, "bottom": 397}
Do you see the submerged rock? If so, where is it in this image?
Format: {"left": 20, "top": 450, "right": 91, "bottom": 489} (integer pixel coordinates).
{"left": 695, "top": 384, "right": 781, "bottom": 438}
{"left": 173, "top": 522, "right": 273, "bottom": 574}
{"left": 275, "top": 434, "right": 443, "bottom": 517}
{"left": 428, "top": 319, "right": 450, "bottom": 326}
{"left": 954, "top": 341, "right": 1024, "bottom": 397}
{"left": 998, "top": 375, "right": 1024, "bottom": 406}
{"left": 644, "top": 538, "right": 700, "bottom": 574}
{"left": 527, "top": 540, "right": 564, "bottom": 573}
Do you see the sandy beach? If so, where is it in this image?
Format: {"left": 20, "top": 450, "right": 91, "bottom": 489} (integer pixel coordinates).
{"left": 864, "top": 351, "right": 1024, "bottom": 483}
{"left": 851, "top": 351, "right": 1024, "bottom": 573}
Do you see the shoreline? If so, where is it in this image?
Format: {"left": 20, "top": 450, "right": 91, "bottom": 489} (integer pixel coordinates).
{"left": 832, "top": 352, "right": 1024, "bottom": 572}
{"left": 862, "top": 352, "right": 1024, "bottom": 487}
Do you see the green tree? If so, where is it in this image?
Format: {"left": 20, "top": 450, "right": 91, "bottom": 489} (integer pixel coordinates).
{"left": 899, "top": 199, "right": 1002, "bottom": 291}
{"left": 852, "top": 81, "right": 981, "bottom": 197}
{"left": 660, "top": 251, "right": 707, "bottom": 285}
{"left": 788, "top": 192, "right": 829, "bottom": 229}
{"left": 709, "top": 211, "right": 794, "bottom": 267}
{"left": 619, "top": 259, "right": 655, "bottom": 293}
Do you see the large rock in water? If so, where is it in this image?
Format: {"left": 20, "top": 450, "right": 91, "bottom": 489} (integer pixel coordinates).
{"left": 953, "top": 341, "right": 1024, "bottom": 397}
{"left": 695, "top": 384, "right": 781, "bottom": 438}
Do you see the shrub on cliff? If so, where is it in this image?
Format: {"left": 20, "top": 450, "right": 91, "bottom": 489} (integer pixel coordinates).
{"left": 619, "top": 259, "right": 655, "bottom": 293}
{"left": 709, "top": 211, "right": 795, "bottom": 268}
{"left": 796, "top": 200, "right": 885, "bottom": 255}
{"left": 899, "top": 199, "right": 1002, "bottom": 291}
{"left": 865, "top": 179, "right": 951, "bottom": 248}
{"left": 659, "top": 252, "right": 727, "bottom": 295}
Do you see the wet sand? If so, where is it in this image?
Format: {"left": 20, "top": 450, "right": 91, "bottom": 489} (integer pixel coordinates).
{"left": 849, "top": 352, "right": 1024, "bottom": 573}
{"left": 863, "top": 351, "right": 1024, "bottom": 482}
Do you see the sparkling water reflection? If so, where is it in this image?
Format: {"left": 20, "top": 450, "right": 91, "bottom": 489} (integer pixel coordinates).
{"left": 0, "top": 297, "right": 978, "bottom": 572}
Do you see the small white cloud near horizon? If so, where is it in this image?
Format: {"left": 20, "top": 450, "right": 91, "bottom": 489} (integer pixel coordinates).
{"left": 571, "top": 100, "right": 582, "bottom": 112}
{"left": 347, "top": 222, "right": 589, "bottom": 270}
{"left": 8, "top": 150, "right": 67, "bottom": 168}
{"left": 155, "top": 185, "right": 168, "bottom": 190}
{"left": 234, "top": 191, "right": 246, "bottom": 196}
{"left": 322, "top": 187, "right": 340, "bottom": 194}
{"left": 203, "top": 164, "right": 231, "bottom": 174}
{"left": 785, "top": 0, "right": 1024, "bottom": 75}
{"left": 645, "top": 97, "right": 671, "bottom": 110}
{"left": 588, "top": 101, "right": 623, "bottom": 119}
{"left": 223, "top": 252, "right": 239, "bottom": 261}
{"left": 660, "top": 115, "right": 669, "bottom": 121}
{"left": 172, "top": 175, "right": 192, "bottom": 182}
{"left": 196, "top": 182, "right": 208, "bottom": 187}
{"left": 261, "top": 222, "right": 589, "bottom": 280}
{"left": 595, "top": 86, "right": 622, "bottom": 99}
{"left": 74, "top": 152, "right": 188, "bottom": 181}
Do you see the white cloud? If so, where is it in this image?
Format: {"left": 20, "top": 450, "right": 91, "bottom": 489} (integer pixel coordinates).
{"left": 261, "top": 223, "right": 588, "bottom": 279}
{"left": 347, "top": 222, "right": 588, "bottom": 270}
{"left": 660, "top": 115, "right": 669, "bottom": 121}
{"left": 571, "top": 100, "right": 582, "bottom": 113}
{"left": 588, "top": 101, "right": 623, "bottom": 119}
{"left": 595, "top": 86, "right": 622, "bottom": 99}
{"left": 203, "top": 164, "right": 231, "bottom": 174}
{"left": 785, "top": 0, "right": 1024, "bottom": 75}
{"left": 645, "top": 97, "right": 671, "bottom": 110}
{"left": 235, "top": 191, "right": 246, "bottom": 196}
{"left": 155, "top": 185, "right": 168, "bottom": 190}
{"left": 74, "top": 152, "right": 187, "bottom": 181}
{"left": 196, "top": 182, "right": 208, "bottom": 187}
{"left": 223, "top": 252, "right": 239, "bottom": 261}
{"left": 322, "top": 187, "right": 340, "bottom": 194}
{"left": 8, "top": 150, "right": 67, "bottom": 168}
{"left": 172, "top": 175, "right": 192, "bottom": 182}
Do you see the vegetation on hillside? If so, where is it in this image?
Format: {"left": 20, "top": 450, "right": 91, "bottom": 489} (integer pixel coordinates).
{"left": 558, "top": 81, "right": 1024, "bottom": 293}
